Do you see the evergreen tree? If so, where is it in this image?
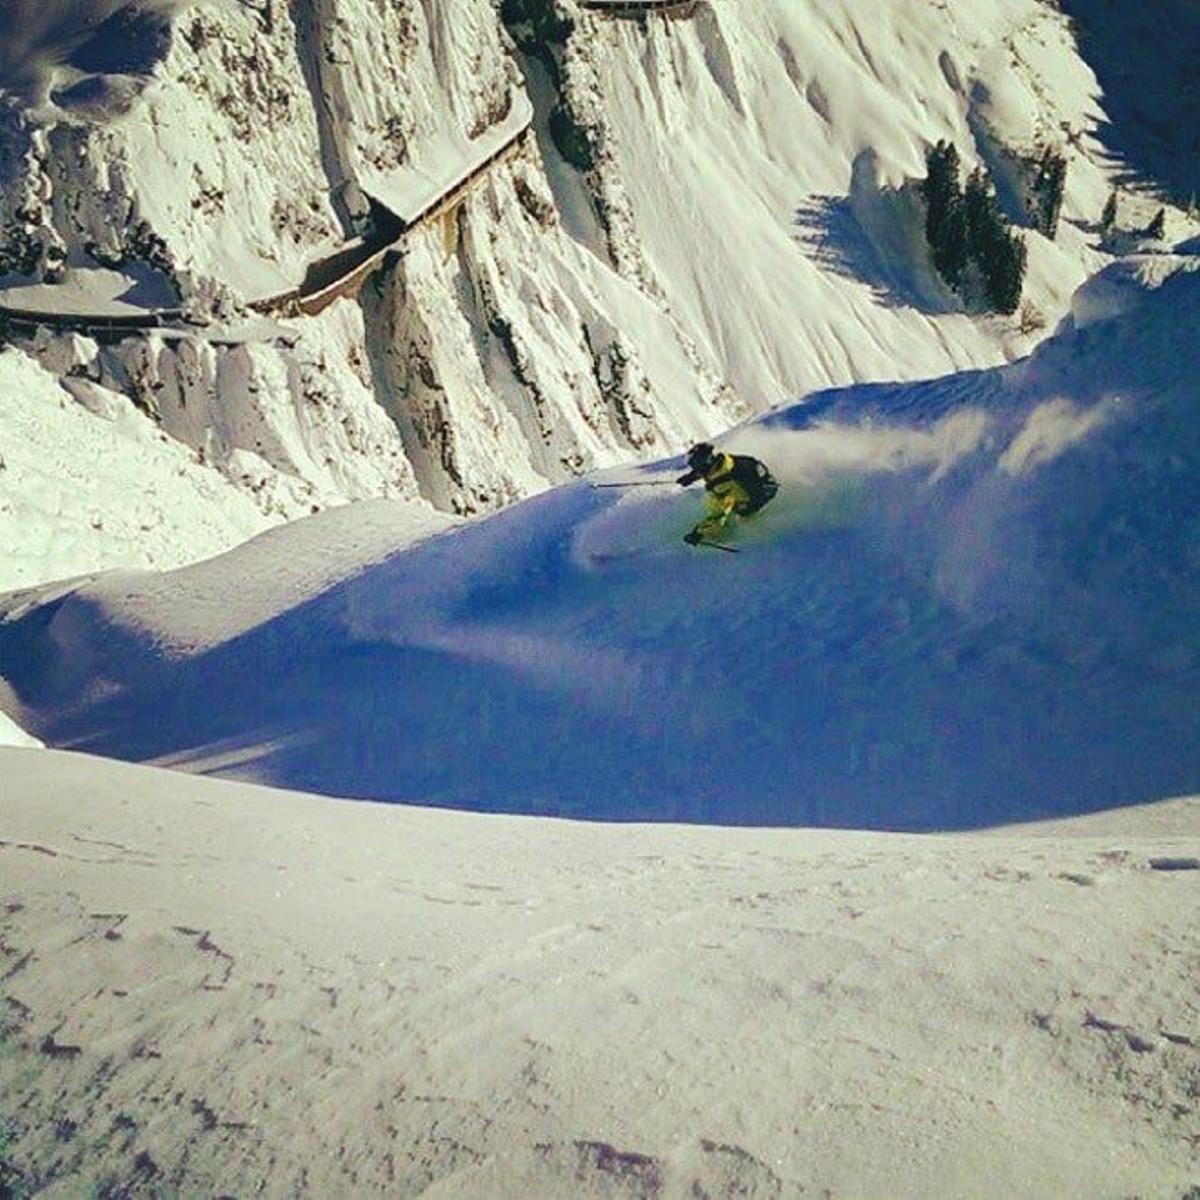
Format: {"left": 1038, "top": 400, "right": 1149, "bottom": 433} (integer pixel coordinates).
{"left": 987, "top": 227, "right": 1027, "bottom": 314}
{"left": 964, "top": 169, "right": 1026, "bottom": 314}
{"left": 922, "top": 141, "right": 967, "bottom": 289}
{"left": 499, "top": 0, "right": 573, "bottom": 62}
{"left": 1100, "top": 190, "right": 1118, "bottom": 235}
{"left": 1031, "top": 147, "right": 1067, "bottom": 239}
{"left": 549, "top": 104, "right": 595, "bottom": 172}
{"left": 963, "top": 167, "right": 1003, "bottom": 267}
{"left": 921, "top": 146, "right": 1025, "bottom": 314}
{"left": 1145, "top": 207, "right": 1166, "bottom": 239}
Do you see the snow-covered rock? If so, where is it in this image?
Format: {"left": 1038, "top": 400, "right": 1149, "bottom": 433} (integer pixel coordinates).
{"left": 0, "top": 346, "right": 276, "bottom": 590}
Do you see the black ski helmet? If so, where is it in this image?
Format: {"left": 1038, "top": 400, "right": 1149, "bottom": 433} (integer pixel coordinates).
{"left": 687, "top": 442, "right": 719, "bottom": 472}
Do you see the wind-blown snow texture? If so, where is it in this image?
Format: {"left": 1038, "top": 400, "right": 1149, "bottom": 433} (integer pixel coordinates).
{"left": 3, "top": 260, "right": 1197, "bottom": 829}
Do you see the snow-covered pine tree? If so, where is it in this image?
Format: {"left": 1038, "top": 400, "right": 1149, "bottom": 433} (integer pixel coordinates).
{"left": 988, "top": 227, "right": 1028, "bottom": 315}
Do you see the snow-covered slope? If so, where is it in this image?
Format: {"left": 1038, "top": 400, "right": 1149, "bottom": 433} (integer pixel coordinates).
{"left": 4, "top": 0, "right": 1195, "bottom": 587}
{"left": 522, "top": 0, "right": 1200, "bottom": 401}
{"left": 4, "top": 258, "right": 1197, "bottom": 828}
{"left": 0, "top": 707, "right": 41, "bottom": 746}
{"left": 564, "top": 0, "right": 1104, "bottom": 398}
{"left": 0, "top": 346, "right": 280, "bottom": 590}
{"left": 0, "top": 0, "right": 741, "bottom": 550}
{"left": 1, "top": 747, "right": 1196, "bottom": 1197}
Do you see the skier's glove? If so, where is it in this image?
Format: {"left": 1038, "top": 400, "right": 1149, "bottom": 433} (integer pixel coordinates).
{"left": 683, "top": 531, "right": 702, "bottom": 546}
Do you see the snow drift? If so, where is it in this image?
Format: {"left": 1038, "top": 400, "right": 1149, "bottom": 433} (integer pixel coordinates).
{"left": 2, "top": 259, "right": 1197, "bottom": 829}
{"left": 0, "top": 707, "right": 42, "bottom": 747}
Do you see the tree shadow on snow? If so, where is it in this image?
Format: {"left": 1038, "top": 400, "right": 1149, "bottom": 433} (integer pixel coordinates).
{"left": 792, "top": 195, "right": 956, "bottom": 316}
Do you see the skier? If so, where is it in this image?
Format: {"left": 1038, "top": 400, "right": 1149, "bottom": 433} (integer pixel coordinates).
{"left": 677, "top": 442, "right": 779, "bottom": 546}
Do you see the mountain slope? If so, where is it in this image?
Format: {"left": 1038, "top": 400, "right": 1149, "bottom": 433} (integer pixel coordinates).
{"left": 0, "top": 345, "right": 284, "bottom": 590}
{"left": 4, "top": 257, "right": 1197, "bottom": 828}
{"left": 5, "top": 0, "right": 1195, "bottom": 590}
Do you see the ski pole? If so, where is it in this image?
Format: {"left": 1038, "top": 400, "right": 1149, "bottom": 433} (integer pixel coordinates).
{"left": 589, "top": 479, "right": 679, "bottom": 489}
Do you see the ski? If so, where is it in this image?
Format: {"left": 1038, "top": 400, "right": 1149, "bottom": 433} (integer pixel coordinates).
{"left": 696, "top": 539, "right": 740, "bottom": 553}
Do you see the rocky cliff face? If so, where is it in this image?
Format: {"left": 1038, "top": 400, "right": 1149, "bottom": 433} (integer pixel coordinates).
{"left": 0, "top": 0, "right": 741, "bottom": 558}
